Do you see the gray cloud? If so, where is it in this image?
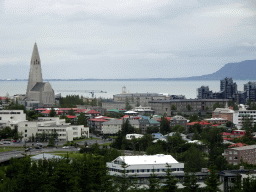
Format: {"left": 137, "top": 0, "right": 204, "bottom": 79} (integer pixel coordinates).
{"left": 0, "top": 0, "right": 255, "bottom": 79}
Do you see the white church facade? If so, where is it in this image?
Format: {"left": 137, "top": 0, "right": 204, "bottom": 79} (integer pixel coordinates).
{"left": 21, "top": 43, "right": 55, "bottom": 109}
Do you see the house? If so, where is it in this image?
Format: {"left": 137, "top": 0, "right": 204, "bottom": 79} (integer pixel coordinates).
{"left": 101, "top": 120, "right": 123, "bottom": 134}
{"left": 170, "top": 115, "right": 188, "bottom": 128}
{"left": 223, "top": 145, "right": 256, "bottom": 165}
{"left": 212, "top": 107, "right": 234, "bottom": 122}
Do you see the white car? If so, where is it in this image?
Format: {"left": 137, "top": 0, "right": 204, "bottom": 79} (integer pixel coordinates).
{"left": 62, "top": 146, "right": 70, "bottom": 149}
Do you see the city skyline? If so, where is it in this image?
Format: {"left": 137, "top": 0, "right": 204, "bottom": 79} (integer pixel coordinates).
{"left": 0, "top": 0, "right": 255, "bottom": 79}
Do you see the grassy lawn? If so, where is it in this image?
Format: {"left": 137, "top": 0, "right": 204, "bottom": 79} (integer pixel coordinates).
{"left": 0, "top": 147, "right": 24, "bottom": 152}
{"left": 109, "top": 136, "right": 118, "bottom": 139}
{"left": 100, "top": 142, "right": 112, "bottom": 146}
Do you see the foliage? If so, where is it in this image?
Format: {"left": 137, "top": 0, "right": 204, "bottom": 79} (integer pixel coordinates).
{"left": 189, "top": 114, "right": 198, "bottom": 122}
{"left": 146, "top": 126, "right": 160, "bottom": 134}
{"left": 125, "top": 97, "right": 132, "bottom": 111}
{"left": 171, "top": 104, "right": 177, "bottom": 111}
{"left": 49, "top": 107, "right": 56, "bottom": 117}
{"left": 59, "top": 95, "right": 84, "bottom": 108}
{"left": 204, "top": 166, "right": 221, "bottom": 192}
{"left": 148, "top": 169, "right": 160, "bottom": 192}
{"left": 160, "top": 114, "right": 170, "bottom": 135}
{"left": 162, "top": 164, "right": 178, "bottom": 192}
{"left": 183, "top": 172, "right": 199, "bottom": 192}
{"left": 184, "top": 146, "right": 207, "bottom": 172}
{"left": 213, "top": 102, "right": 224, "bottom": 110}
{"left": 77, "top": 113, "right": 87, "bottom": 127}
{"left": 186, "top": 104, "right": 192, "bottom": 111}
{"left": 0, "top": 127, "right": 17, "bottom": 139}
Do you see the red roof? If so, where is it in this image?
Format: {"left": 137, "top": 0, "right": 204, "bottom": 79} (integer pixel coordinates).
{"left": 66, "top": 115, "right": 77, "bottom": 119}
{"left": 229, "top": 143, "right": 248, "bottom": 148}
{"left": 75, "top": 109, "right": 88, "bottom": 113}
{"left": 0, "top": 97, "right": 7, "bottom": 100}
{"left": 222, "top": 132, "right": 232, "bottom": 136}
{"left": 223, "top": 137, "right": 234, "bottom": 141}
{"left": 86, "top": 109, "right": 100, "bottom": 114}
{"left": 36, "top": 108, "right": 48, "bottom": 111}
{"left": 89, "top": 118, "right": 108, "bottom": 122}
{"left": 121, "top": 115, "right": 130, "bottom": 119}
{"left": 187, "top": 121, "right": 212, "bottom": 126}
{"left": 59, "top": 108, "right": 78, "bottom": 111}
{"left": 157, "top": 117, "right": 172, "bottom": 122}
{"left": 41, "top": 110, "right": 50, "bottom": 114}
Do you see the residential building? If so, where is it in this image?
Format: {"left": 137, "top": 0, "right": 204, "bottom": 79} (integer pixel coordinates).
{"left": 87, "top": 117, "right": 108, "bottom": 132}
{"left": 18, "top": 117, "right": 89, "bottom": 141}
{"left": 139, "top": 118, "right": 160, "bottom": 134}
{"left": 244, "top": 81, "right": 256, "bottom": 102}
{"left": 233, "top": 109, "right": 256, "bottom": 129}
{"left": 197, "top": 86, "right": 213, "bottom": 99}
{"left": 101, "top": 120, "right": 123, "bottom": 134}
{"left": 0, "top": 110, "right": 26, "bottom": 129}
{"left": 220, "top": 77, "right": 237, "bottom": 100}
{"left": 133, "top": 106, "right": 154, "bottom": 116}
{"left": 170, "top": 115, "right": 188, "bottom": 128}
{"left": 223, "top": 145, "right": 256, "bottom": 165}
{"left": 204, "top": 118, "right": 228, "bottom": 125}
{"left": 212, "top": 107, "right": 235, "bottom": 122}
{"left": 149, "top": 99, "right": 229, "bottom": 116}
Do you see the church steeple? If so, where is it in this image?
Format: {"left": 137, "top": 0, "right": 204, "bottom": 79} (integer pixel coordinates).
{"left": 26, "top": 43, "right": 43, "bottom": 97}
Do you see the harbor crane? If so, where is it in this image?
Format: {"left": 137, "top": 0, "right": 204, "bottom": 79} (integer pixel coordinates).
{"left": 57, "top": 90, "right": 107, "bottom": 98}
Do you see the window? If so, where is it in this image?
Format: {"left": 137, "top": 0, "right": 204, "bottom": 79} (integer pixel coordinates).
{"left": 229, "top": 151, "right": 232, "bottom": 154}
{"left": 229, "top": 157, "right": 232, "bottom": 160}
{"left": 25, "top": 134, "right": 27, "bottom": 137}
{"left": 25, "top": 130, "right": 27, "bottom": 133}
{"left": 25, "top": 124, "right": 28, "bottom": 126}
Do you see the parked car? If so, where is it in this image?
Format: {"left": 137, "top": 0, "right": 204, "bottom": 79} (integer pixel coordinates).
{"left": 3, "top": 141, "right": 10, "bottom": 144}
{"left": 108, "top": 138, "right": 113, "bottom": 141}
{"left": 35, "top": 146, "right": 42, "bottom": 149}
{"left": 0, "top": 142, "right": 3, "bottom": 145}
{"left": 62, "top": 146, "right": 70, "bottom": 149}
{"left": 25, "top": 147, "right": 32, "bottom": 152}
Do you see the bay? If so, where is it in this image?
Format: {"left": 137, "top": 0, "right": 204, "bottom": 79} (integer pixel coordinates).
{"left": 0, "top": 80, "right": 253, "bottom": 99}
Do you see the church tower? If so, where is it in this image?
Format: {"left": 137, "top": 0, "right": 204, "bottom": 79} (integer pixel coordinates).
{"left": 26, "top": 43, "right": 43, "bottom": 97}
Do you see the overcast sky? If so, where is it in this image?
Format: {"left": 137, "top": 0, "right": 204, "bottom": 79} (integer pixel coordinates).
{"left": 0, "top": 0, "right": 255, "bottom": 79}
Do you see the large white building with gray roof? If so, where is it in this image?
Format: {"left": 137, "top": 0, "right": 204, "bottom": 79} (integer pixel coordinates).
{"left": 107, "top": 154, "right": 184, "bottom": 176}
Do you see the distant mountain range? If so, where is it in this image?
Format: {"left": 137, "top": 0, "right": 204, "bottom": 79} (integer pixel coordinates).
{"left": 1, "top": 59, "right": 256, "bottom": 81}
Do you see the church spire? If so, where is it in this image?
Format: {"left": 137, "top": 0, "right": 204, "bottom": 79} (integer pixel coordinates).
{"left": 26, "top": 43, "right": 43, "bottom": 97}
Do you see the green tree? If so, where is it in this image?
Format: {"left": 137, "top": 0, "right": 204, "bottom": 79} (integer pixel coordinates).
{"left": 160, "top": 114, "right": 170, "bottom": 135}
{"left": 49, "top": 107, "right": 56, "bottom": 117}
{"left": 171, "top": 104, "right": 177, "bottom": 111}
{"left": 125, "top": 97, "right": 132, "bottom": 111}
{"left": 204, "top": 166, "right": 221, "bottom": 192}
{"left": 184, "top": 146, "right": 206, "bottom": 172}
{"left": 189, "top": 114, "right": 198, "bottom": 122}
{"left": 183, "top": 172, "right": 199, "bottom": 192}
{"left": 148, "top": 169, "right": 160, "bottom": 192}
{"left": 187, "top": 104, "right": 192, "bottom": 111}
{"left": 213, "top": 102, "right": 224, "bottom": 110}
{"left": 161, "top": 163, "right": 178, "bottom": 192}
{"left": 68, "top": 109, "right": 75, "bottom": 115}
{"left": 77, "top": 113, "right": 87, "bottom": 127}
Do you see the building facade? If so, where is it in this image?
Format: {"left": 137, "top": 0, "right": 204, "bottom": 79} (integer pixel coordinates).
{"left": 149, "top": 99, "right": 229, "bottom": 116}
{"left": 0, "top": 110, "right": 26, "bottom": 129}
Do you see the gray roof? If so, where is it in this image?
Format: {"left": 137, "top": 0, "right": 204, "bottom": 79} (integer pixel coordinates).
{"left": 31, "top": 153, "right": 63, "bottom": 161}
{"left": 31, "top": 82, "right": 46, "bottom": 91}
{"left": 129, "top": 120, "right": 140, "bottom": 125}
{"left": 102, "top": 120, "right": 123, "bottom": 125}
{"left": 230, "top": 145, "right": 256, "bottom": 151}
{"left": 171, "top": 116, "right": 187, "bottom": 121}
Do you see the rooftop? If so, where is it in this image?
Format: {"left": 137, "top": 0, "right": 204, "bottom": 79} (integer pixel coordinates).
{"left": 230, "top": 144, "right": 256, "bottom": 151}
{"left": 116, "top": 154, "right": 179, "bottom": 165}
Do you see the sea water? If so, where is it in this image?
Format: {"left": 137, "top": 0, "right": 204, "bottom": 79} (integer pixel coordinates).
{"left": 0, "top": 80, "right": 253, "bottom": 99}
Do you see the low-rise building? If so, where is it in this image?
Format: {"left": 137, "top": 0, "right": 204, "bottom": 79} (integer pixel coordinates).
{"left": 204, "top": 118, "right": 228, "bottom": 125}
{"left": 126, "top": 134, "right": 144, "bottom": 140}
{"left": 107, "top": 154, "right": 184, "bottom": 176}
{"left": 0, "top": 110, "right": 26, "bottom": 129}
{"left": 170, "top": 115, "right": 187, "bottom": 128}
{"left": 212, "top": 107, "right": 234, "bottom": 122}
{"left": 101, "top": 120, "right": 123, "bottom": 134}
{"left": 18, "top": 117, "right": 89, "bottom": 141}
{"left": 223, "top": 145, "right": 256, "bottom": 165}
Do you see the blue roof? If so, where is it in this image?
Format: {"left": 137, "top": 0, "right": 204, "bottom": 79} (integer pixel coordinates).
{"left": 141, "top": 116, "right": 150, "bottom": 120}
{"left": 151, "top": 133, "right": 166, "bottom": 139}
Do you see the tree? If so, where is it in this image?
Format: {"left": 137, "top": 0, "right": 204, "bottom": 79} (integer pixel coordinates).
{"left": 213, "top": 102, "right": 224, "bottom": 110}
{"left": 183, "top": 172, "right": 199, "bottom": 192}
{"left": 171, "top": 104, "right": 177, "bottom": 111}
{"left": 49, "top": 107, "right": 56, "bottom": 117}
{"left": 77, "top": 113, "right": 87, "bottom": 127}
{"left": 189, "top": 114, "right": 198, "bottom": 122}
{"left": 160, "top": 115, "right": 170, "bottom": 135}
{"left": 125, "top": 97, "right": 132, "bottom": 111}
{"left": 161, "top": 163, "right": 178, "bottom": 192}
{"left": 204, "top": 166, "right": 221, "bottom": 192}
{"left": 187, "top": 104, "right": 192, "bottom": 111}
{"left": 148, "top": 169, "right": 160, "bottom": 192}
{"left": 226, "top": 121, "right": 234, "bottom": 128}
{"left": 215, "top": 155, "right": 228, "bottom": 171}
{"left": 68, "top": 109, "right": 75, "bottom": 115}
{"left": 184, "top": 146, "right": 206, "bottom": 172}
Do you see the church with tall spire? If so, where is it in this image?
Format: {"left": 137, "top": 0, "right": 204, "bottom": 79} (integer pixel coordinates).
{"left": 24, "top": 43, "right": 55, "bottom": 108}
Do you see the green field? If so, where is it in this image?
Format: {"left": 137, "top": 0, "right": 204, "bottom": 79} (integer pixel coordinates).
{"left": 0, "top": 147, "right": 24, "bottom": 152}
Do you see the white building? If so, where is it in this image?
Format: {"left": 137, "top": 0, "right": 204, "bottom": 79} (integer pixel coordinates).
{"left": 18, "top": 117, "right": 89, "bottom": 141}
{"left": 126, "top": 134, "right": 144, "bottom": 140}
{"left": 107, "top": 154, "right": 184, "bottom": 176}
{"left": 0, "top": 110, "right": 26, "bottom": 129}
{"left": 102, "top": 120, "right": 123, "bottom": 134}
{"left": 233, "top": 110, "right": 256, "bottom": 129}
